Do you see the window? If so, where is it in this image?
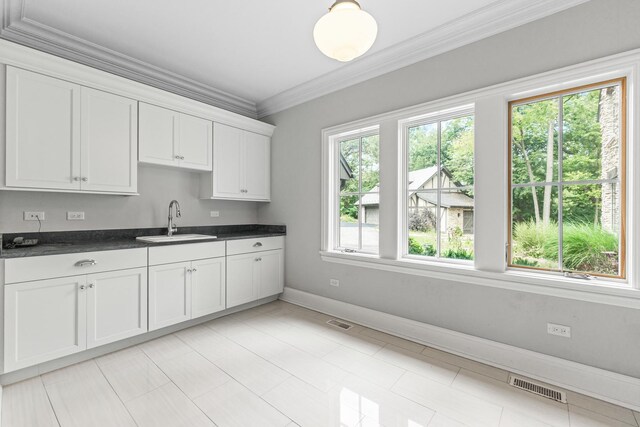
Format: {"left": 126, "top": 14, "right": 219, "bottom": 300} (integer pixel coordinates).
{"left": 337, "top": 131, "right": 380, "bottom": 254}
{"left": 508, "top": 78, "right": 626, "bottom": 278}
{"left": 402, "top": 110, "right": 475, "bottom": 261}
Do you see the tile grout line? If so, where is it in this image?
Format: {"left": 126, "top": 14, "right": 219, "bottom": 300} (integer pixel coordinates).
{"left": 171, "top": 330, "right": 293, "bottom": 425}
{"left": 132, "top": 343, "right": 222, "bottom": 426}
{"left": 39, "top": 376, "right": 63, "bottom": 427}
{"left": 93, "top": 357, "right": 142, "bottom": 427}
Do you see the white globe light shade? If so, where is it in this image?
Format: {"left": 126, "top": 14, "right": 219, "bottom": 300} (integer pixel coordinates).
{"left": 313, "top": 1, "right": 378, "bottom": 62}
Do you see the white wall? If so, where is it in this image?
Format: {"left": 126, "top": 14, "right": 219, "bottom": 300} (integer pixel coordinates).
{"left": 259, "top": 0, "right": 640, "bottom": 377}
{"left": 0, "top": 165, "right": 258, "bottom": 233}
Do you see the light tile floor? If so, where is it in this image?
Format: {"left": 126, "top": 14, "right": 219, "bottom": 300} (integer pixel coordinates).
{"left": 2, "top": 300, "right": 639, "bottom": 427}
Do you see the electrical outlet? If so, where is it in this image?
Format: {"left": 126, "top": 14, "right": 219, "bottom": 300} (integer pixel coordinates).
{"left": 67, "top": 211, "right": 85, "bottom": 220}
{"left": 329, "top": 279, "right": 340, "bottom": 287}
{"left": 23, "top": 211, "right": 45, "bottom": 221}
{"left": 210, "top": 211, "right": 220, "bottom": 218}
{"left": 547, "top": 323, "right": 571, "bottom": 338}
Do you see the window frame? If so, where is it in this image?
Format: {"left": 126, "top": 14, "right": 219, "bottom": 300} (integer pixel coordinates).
{"left": 322, "top": 124, "right": 381, "bottom": 255}
{"left": 319, "top": 49, "right": 640, "bottom": 308}
{"left": 507, "top": 78, "right": 628, "bottom": 280}
{"left": 399, "top": 105, "right": 475, "bottom": 264}
{"left": 335, "top": 130, "right": 381, "bottom": 254}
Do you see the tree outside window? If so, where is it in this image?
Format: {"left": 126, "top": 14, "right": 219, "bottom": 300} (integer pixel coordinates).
{"left": 509, "top": 79, "right": 626, "bottom": 278}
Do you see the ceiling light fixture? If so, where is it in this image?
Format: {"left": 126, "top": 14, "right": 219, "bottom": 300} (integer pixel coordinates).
{"left": 313, "top": 0, "right": 378, "bottom": 62}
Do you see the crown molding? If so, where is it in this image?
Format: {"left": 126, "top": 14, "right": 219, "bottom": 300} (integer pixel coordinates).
{"left": 256, "top": 0, "right": 592, "bottom": 118}
{"left": 0, "top": 0, "right": 259, "bottom": 118}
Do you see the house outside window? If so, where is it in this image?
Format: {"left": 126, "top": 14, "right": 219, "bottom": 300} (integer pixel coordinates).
{"left": 508, "top": 78, "right": 626, "bottom": 279}
{"left": 401, "top": 110, "right": 475, "bottom": 261}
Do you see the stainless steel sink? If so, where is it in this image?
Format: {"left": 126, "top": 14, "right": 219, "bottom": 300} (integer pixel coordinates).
{"left": 136, "top": 234, "right": 217, "bottom": 243}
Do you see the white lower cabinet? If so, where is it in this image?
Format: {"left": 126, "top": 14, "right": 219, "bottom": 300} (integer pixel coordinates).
{"left": 148, "top": 262, "right": 191, "bottom": 330}
{"left": 86, "top": 269, "right": 147, "bottom": 349}
{"left": 148, "top": 243, "right": 226, "bottom": 331}
{"left": 227, "top": 248, "right": 284, "bottom": 309}
{"left": 4, "top": 267, "right": 147, "bottom": 372}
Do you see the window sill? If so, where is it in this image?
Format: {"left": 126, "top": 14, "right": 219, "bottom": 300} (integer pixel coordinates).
{"left": 319, "top": 250, "right": 640, "bottom": 309}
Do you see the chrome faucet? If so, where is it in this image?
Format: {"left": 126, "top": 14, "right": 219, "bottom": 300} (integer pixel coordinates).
{"left": 167, "top": 200, "right": 181, "bottom": 237}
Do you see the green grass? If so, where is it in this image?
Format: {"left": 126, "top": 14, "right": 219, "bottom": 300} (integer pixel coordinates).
{"left": 513, "top": 221, "right": 619, "bottom": 275}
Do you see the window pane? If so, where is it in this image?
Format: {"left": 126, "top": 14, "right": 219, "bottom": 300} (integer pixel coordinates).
{"left": 511, "top": 186, "right": 559, "bottom": 270}
{"left": 361, "top": 195, "right": 380, "bottom": 254}
{"left": 441, "top": 115, "right": 475, "bottom": 188}
{"left": 408, "top": 123, "right": 438, "bottom": 189}
{"left": 562, "top": 85, "right": 621, "bottom": 182}
{"left": 339, "top": 195, "right": 360, "bottom": 250}
{"left": 511, "top": 99, "right": 559, "bottom": 184}
{"left": 441, "top": 187, "right": 474, "bottom": 260}
{"left": 361, "top": 135, "right": 380, "bottom": 192}
{"left": 562, "top": 184, "right": 620, "bottom": 276}
{"left": 408, "top": 193, "right": 437, "bottom": 257}
{"left": 340, "top": 138, "right": 359, "bottom": 193}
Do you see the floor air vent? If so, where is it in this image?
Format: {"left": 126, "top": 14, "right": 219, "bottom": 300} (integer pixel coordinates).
{"left": 508, "top": 375, "right": 567, "bottom": 403}
{"left": 326, "top": 319, "right": 353, "bottom": 330}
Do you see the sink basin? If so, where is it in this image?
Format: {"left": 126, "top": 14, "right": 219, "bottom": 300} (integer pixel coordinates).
{"left": 136, "top": 234, "right": 217, "bottom": 243}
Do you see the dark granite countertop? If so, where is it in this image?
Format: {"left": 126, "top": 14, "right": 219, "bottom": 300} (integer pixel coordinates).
{"left": 0, "top": 224, "right": 286, "bottom": 259}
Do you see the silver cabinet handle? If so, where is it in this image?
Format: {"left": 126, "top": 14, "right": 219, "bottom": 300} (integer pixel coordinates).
{"left": 79, "top": 285, "right": 86, "bottom": 290}
{"left": 73, "top": 177, "right": 80, "bottom": 181}
{"left": 192, "top": 268, "right": 197, "bottom": 272}
{"left": 186, "top": 268, "right": 192, "bottom": 273}
{"left": 253, "top": 242, "right": 263, "bottom": 247}
{"left": 81, "top": 177, "right": 88, "bottom": 182}
{"left": 255, "top": 257, "right": 262, "bottom": 262}
{"left": 175, "top": 155, "right": 181, "bottom": 159}
{"left": 75, "top": 259, "right": 97, "bottom": 267}
{"left": 88, "top": 283, "right": 94, "bottom": 289}
{"left": 175, "top": 155, "right": 185, "bottom": 160}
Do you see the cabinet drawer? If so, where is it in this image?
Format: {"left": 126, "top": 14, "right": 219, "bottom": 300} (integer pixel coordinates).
{"left": 149, "top": 241, "right": 225, "bottom": 266}
{"left": 4, "top": 248, "right": 147, "bottom": 284}
{"left": 226, "top": 236, "right": 284, "bottom": 255}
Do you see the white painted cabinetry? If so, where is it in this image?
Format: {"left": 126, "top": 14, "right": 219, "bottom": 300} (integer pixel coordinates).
{"left": 3, "top": 248, "right": 147, "bottom": 372}
{"left": 148, "top": 242, "right": 226, "bottom": 331}
{"left": 5, "top": 66, "right": 138, "bottom": 194}
{"left": 138, "top": 103, "right": 212, "bottom": 171}
{"left": 201, "top": 123, "right": 270, "bottom": 201}
{"left": 227, "top": 237, "right": 284, "bottom": 308}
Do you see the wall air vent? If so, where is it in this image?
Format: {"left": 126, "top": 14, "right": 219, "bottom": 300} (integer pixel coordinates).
{"left": 326, "top": 319, "right": 353, "bottom": 330}
{"left": 508, "top": 374, "right": 567, "bottom": 403}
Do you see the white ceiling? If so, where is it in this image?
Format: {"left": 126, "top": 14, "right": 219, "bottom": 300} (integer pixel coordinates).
{"left": 2, "top": 0, "right": 589, "bottom": 117}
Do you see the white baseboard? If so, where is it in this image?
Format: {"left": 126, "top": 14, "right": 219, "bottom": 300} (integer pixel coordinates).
{"left": 280, "top": 287, "right": 640, "bottom": 411}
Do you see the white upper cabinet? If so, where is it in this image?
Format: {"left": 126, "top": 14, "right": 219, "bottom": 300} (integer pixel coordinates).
{"left": 201, "top": 122, "right": 271, "bottom": 201}
{"left": 139, "top": 103, "right": 212, "bottom": 172}
{"left": 6, "top": 67, "right": 81, "bottom": 190}
{"left": 210, "top": 123, "right": 243, "bottom": 197}
{"left": 81, "top": 88, "right": 138, "bottom": 193}
{"left": 5, "top": 66, "right": 138, "bottom": 194}
{"left": 137, "top": 103, "right": 178, "bottom": 167}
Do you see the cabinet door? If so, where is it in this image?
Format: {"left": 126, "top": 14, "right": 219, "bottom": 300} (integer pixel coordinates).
{"left": 179, "top": 114, "right": 212, "bottom": 171}
{"left": 257, "top": 250, "right": 284, "bottom": 299}
{"left": 212, "top": 123, "right": 243, "bottom": 198}
{"left": 80, "top": 88, "right": 138, "bottom": 193}
{"left": 149, "top": 262, "right": 191, "bottom": 331}
{"left": 139, "top": 103, "right": 179, "bottom": 167}
{"left": 86, "top": 268, "right": 147, "bottom": 349}
{"left": 4, "top": 276, "right": 87, "bottom": 372}
{"left": 244, "top": 131, "right": 270, "bottom": 201}
{"left": 6, "top": 67, "right": 81, "bottom": 190}
{"left": 191, "top": 257, "right": 225, "bottom": 318}
{"left": 226, "top": 252, "right": 259, "bottom": 308}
